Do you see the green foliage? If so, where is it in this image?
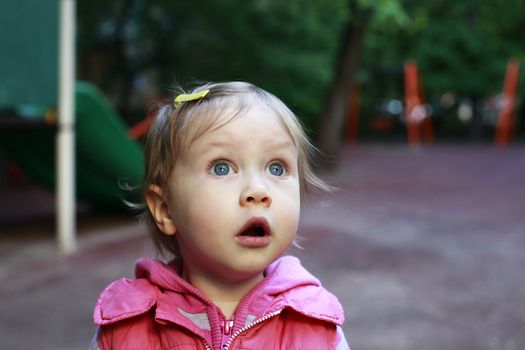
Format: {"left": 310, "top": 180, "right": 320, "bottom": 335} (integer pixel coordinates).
{"left": 77, "top": 0, "right": 348, "bottom": 128}
{"left": 361, "top": 0, "right": 525, "bottom": 99}
{"left": 365, "top": 0, "right": 409, "bottom": 29}
{"left": 77, "top": 0, "right": 525, "bottom": 139}
{"left": 410, "top": 20, "right": 502, "bottom": 97}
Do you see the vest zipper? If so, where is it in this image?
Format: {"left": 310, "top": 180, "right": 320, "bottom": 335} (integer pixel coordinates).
{"left": 222, "top": 309, "right": 282, "bottom": 349}
{"left": 223, "top": 318, "right": 234, "bottom": 335}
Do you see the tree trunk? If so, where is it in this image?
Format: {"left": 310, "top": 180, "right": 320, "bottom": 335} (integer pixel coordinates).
{"left": 317, "top": 21, "right": 366, "bottom": 159}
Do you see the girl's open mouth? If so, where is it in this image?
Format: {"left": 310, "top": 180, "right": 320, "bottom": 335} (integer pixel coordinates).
{"left": 236, "top": 217, "right": 271, "bottom": 247}
{"left": 240, "top": 224, "right": 266, "bottom": 237}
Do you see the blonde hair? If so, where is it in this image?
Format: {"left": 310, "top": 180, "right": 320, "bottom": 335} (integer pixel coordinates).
{"left": 142, "top": 81, "right": 330, "bottom": 257}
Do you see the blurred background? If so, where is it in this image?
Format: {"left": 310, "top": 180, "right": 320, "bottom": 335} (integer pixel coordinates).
{"left": 0, "top": 0, "right": 524, "bottom": 349}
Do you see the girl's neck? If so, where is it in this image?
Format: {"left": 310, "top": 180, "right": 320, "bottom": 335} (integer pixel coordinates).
{"left": 182, "top": 268, "right": 264, "bottom": 319}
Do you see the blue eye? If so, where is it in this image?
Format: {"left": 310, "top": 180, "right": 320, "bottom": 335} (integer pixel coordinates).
{"left": 210, "top": 162, "right": 231, "bottom": 176}
{"left": 268, "top": 162, "right": 285, "bottom": 176}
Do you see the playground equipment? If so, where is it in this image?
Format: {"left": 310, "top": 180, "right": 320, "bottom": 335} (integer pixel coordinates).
{"left": 495, "top": 59, "right": 520, "bottom": 146}
{"left": 57, "top": 0, "right": 76, "bottom": 253}
{"left": 1, "top": 2, "right": 145, "bottom": 254}
{"left": 0, "top": 0, "right": 79, "bottom": 252}
{"left": 345, "top": 61, "right": 436, "bottom": 144}
{"left": 0, "top": 0, "right": 145, "bottom": 253}
{"left": 403, "top": 61, "right": 434, "bottom": 146}
{"left": 342, "top": 59, "right": 520, "bottom": 145}
{"left": 0, "top": 82, "right": 144, "bottom": 209}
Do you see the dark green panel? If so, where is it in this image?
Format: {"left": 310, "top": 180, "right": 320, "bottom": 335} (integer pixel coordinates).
{"left": 0, "top": 0, "right": 59, "bottom": 109}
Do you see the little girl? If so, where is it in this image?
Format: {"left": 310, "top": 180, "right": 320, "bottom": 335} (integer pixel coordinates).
{"left": 92, "top": 81, "right": 349, "bottom": 349}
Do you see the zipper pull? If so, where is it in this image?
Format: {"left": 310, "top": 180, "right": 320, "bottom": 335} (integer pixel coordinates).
{"left": 223, "top": 318, "right": 234, "bottom": 335}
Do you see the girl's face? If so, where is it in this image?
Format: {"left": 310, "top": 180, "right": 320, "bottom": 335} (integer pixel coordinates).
{"left": 164, "top": 105, "right": 300, "bottom": 283}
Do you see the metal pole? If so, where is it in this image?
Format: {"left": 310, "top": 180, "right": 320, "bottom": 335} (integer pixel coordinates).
{"left": 57, "top": 0, "right": 76, "bottom": 254}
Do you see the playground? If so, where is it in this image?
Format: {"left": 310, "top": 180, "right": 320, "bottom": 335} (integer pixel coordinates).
{"left": 1, "top": 1, "right": 525, "bottom": 349}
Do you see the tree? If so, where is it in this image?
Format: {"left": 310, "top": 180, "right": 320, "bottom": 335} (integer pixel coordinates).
{"left": 317, "top": 0, "right": 408, "bottom": 158}
{"left": 77, "top": 0, "right": 348, "bottom": 128}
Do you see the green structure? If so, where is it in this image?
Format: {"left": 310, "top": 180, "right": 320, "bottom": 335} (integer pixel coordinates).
{"left": 0, "top": 83, "right": 145, "bottom": 209}
{"left": 0, "top": 2, "right": 144, "bottom": 211}
{"left": 0, "top": 0, "right": 58, "bottom": 109}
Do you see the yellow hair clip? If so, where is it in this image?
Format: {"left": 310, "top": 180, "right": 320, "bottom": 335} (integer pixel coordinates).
{"left": 173, "top": 89, "right": 210, "bottom": 108}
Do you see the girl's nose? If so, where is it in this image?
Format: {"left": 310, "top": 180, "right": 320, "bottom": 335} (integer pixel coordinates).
{"left": 240, "top": 176, "right": 272, "bottom": 207}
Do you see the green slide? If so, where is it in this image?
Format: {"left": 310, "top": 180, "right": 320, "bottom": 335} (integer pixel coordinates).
{"left": 0, "top": 82, "right": 145, "bottom": 210}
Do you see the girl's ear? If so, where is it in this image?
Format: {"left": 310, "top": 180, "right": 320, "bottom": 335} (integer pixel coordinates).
{"left": 145, "top": 185, "right": 177, "bottom": 235}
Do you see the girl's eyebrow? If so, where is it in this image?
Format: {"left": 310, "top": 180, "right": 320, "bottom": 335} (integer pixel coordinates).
{"left": 194, "top": 140, "right": 237, "bottom": 159}
{"left": 200, "top": 139, "right": 237, "bottom": 151}
{"left": 265, "top": 139, "right": 297, "bottom": 152}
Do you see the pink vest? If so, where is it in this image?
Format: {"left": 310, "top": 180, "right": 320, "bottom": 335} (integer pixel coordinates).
{"left": 93, "top": 256, "right": 349, "bottom": 349}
